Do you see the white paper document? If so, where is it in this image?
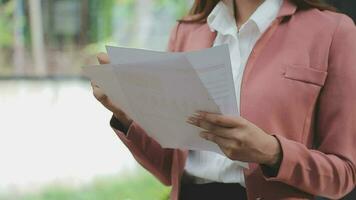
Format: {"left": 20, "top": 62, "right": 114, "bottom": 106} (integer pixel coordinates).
{"left": 83, "top": 45, "right": 247, "bottom": 168}
{"left": 107, "top": 45, "right": 239, "bottom": 116}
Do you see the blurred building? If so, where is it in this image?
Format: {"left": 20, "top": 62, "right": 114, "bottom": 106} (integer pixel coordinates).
{"left": 0, "top": 0, "right": 189, "bottom": 77}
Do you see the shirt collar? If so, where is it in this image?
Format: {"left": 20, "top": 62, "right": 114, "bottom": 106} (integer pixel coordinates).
{"left": 250, "top": 0, "right": 283, "bottom": 33}
{"left": 207, "top": 1, "right": 237, "bottom": 36}
{"left": 207, "top": 0, "right": 283, "bottom": 36}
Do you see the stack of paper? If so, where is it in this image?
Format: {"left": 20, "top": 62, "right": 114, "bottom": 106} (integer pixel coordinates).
{"left": 83, "top": 45, "right": 246, "bottom": 168}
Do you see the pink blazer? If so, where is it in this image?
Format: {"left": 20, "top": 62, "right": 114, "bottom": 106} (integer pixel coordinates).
{"left": 112, "top": 0, "right": 356, "bottom": 199}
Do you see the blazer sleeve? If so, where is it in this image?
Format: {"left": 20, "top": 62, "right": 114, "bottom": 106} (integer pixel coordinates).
{"left": 111, "top": 23, "right": 181, "bottom": 186}
{"left": 263, "top": 15, "right": 356, "bottom": 199}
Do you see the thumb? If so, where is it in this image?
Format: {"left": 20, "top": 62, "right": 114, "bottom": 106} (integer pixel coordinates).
{"left": 97, "top": 52, "right": 110, "bottom": 64}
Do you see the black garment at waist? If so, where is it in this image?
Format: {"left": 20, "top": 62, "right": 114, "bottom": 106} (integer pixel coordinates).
{"left": 179, "top": 182, "right": 247, "bottom": 200}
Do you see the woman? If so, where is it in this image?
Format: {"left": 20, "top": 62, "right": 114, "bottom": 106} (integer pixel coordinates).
{"left": 91, "top": 0, "right": 356, "bottom": 199}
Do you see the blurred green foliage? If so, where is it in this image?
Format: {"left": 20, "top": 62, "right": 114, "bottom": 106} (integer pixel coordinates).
{"left": 0, "top": 0, "right": 190, "bottom": 46}
{"left": 88, "top": 0, "right": 190, "bottom": 42}
{"left": 0, "top": 169, "right": 170, "bottom": 200}
{"left": 0, "top": 0, "right": 191, "bottom": 75}
{"left": 88, "top": 0, "right": 119, "bottom": 42}
{"left": 154, "top": 0, "right": 190, "bottom": 17}
{"left": 0, "top": 0, "right": 14, "bottom": 48}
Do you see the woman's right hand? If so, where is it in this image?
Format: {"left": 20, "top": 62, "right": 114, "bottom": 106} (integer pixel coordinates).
{"left": 91, "top": 53, "right": 133, "bottom": 129}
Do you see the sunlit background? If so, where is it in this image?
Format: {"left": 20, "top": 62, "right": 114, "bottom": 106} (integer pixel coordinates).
{"left": 0, "top": 0, "right": 191, "bottom": 199}
{"left": 0, "top": 0, "right": 355, "bottom": 200}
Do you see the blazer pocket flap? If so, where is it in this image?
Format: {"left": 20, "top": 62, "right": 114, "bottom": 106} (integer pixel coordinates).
{"left": 284, "top": 65, "right": 328, "bottom": 86}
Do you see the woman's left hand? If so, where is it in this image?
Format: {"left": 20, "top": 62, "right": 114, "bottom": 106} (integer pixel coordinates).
{"left": 187, "top": 111, "right": 282, "bottom": 167}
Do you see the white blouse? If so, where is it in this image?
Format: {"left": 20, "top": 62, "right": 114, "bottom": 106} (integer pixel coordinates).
{"left": 184, "top": 0, "right": 283, "bottom": 185}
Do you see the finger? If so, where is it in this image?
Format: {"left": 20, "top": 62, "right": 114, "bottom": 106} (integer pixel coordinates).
{"left": 187, "top": 116, "right": 222, "bottom": 131}
{"left": 93, "top": 88, "right": 122, "bottom": 114}
{"left": 97, "top": 52, "right": 110, "bottom": 64}
{"left": 92, "top": 86, "right": 107, "bottom": 102}
{"left": 200, "top": 132, "right": 235, "bottom": 148}
{"left": 200, "top": 129, "right": 236, "bottom": 139}
{"left": 91, "top": 81, "right": 99, "bottom": 88}
{"left": 196, "top": 111, "right": 242, "bottom": 128}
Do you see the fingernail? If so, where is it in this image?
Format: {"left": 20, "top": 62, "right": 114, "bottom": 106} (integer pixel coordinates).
{"left": 186, "top": 117, "right": 195, "bottom": 124}
{"left": 193, "top": 112, "right": 203, "bottom": 119}
{"left": 189, "top": 117, "right": 197, "bottom": 122}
